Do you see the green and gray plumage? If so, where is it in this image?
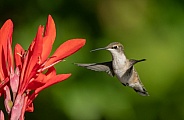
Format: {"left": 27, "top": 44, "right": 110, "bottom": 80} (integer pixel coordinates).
{"left": 75, "top": 42, "right": 149, "bottom": 96}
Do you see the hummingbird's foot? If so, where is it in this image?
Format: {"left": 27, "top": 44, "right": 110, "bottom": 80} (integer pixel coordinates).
{"left": 122, "top": 83, "right": 129, "bottom": 86}
{"left": 126, "top": 83, "right": 129, "bottom": 86}
{"left": 122, "top": 83, "right": 126, "bottom": 86}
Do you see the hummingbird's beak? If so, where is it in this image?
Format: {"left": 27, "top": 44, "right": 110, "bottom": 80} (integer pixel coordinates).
{"left": 90, "top": 47, "right": 107, "bottom": 52}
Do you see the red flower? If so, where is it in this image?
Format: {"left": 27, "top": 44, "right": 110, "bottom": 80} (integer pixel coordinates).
{"left": 0, "top": 15, "right": 86, "bottom": 120}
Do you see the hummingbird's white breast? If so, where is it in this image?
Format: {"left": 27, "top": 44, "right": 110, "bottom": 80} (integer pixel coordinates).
{"left": 108, "top": 48, "right": 132, "bottom": 84}
{"left": 111, "top": 52, "right": 127, "bottom": 77}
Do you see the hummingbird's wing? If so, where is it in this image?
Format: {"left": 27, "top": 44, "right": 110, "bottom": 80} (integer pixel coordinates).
{"left": 129, "top": 59, "right": 146, "bottom": 68}
{"left": 75, "top": 61, "right": 115, "bottom": 77}
{"left": 123, "top": 66, "right": 149, "bottom": 96}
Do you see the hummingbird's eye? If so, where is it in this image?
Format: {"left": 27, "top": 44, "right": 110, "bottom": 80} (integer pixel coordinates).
{"left": 112, "top": 46, "right": 118, "bottom": 49}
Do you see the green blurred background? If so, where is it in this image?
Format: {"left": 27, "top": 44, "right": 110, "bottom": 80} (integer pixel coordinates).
{"left": 0, "top": 0, "right": 184, "bottom": 120}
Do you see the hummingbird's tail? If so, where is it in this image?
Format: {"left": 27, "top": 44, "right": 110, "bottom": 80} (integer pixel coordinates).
{"left": 133, "top": 85, "right": 149, "bottom": 96}
{"left": 125, "top": 66, "right": 149, "bottom": 96}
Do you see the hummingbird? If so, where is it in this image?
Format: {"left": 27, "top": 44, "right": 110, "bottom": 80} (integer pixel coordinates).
{"left": 75, "top": 42, "right": 149, "bottom": 96}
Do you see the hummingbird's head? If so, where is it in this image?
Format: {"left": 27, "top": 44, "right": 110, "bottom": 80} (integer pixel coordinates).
{"left": 105, "top": 42, "right": 124, "bottom": 55}
{"left": 106, "top": 42, "right": 124, "bottom": 51}
{"left": 90, "top": 42, "right": 124, "bottom": 55}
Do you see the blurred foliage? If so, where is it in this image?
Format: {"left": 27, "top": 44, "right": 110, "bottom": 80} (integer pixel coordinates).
{"left": 0, "top": 0, "right": 184, "bottom": 120}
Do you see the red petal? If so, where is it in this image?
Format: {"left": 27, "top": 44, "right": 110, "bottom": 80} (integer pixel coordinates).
{"left": 0, "top": 19, "right": 13, "bottom": 44}
{"left": 14, "top": 44, "right": 25, "bottom": 70}
{"left": 0, "top": 19, "right": 13, "bottom": 80}
{"left": 7, "top": 38, "right": 14, "bottom": 73}
{"left": 0, "top": 19, "right": 13, "bottom": 59}
{"left": 27, "top": 74, "right": 71, "bottom": 106}
{"left": 0, "top": 50, "right": 8, "bottom": 81}
{"left": 25, "top": 103, "right": 34, "bottom": 112}
{"left": 19, "top": 26, "right": 44, "bottom": 92}
{"left": 27, "top": 73, "right": 46, "bottom": 90}
{"left": 27, "top": 67, "right": 57, "bottom": 90}
{"left": 0, "top": 77, "right": 9, "bottom": 95}
{"left": 26, "top": 92, "right": 38, "bottom": 108}
{"left": 41, "top": 15, "right": 56, "bottom": 62}
{"left": 26, "top": 26, "right": 43, "bottom": 74}
{"left": 44, "top": 39, "right": 86, "bottom": 68}
{"left": 35, "top": 74, "right": 71, "bottom": 94}
{"left": 45, "top": 67, "right": 56, "bottom": 79}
